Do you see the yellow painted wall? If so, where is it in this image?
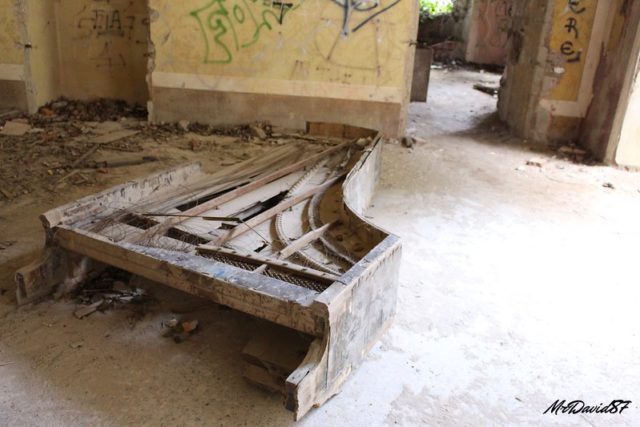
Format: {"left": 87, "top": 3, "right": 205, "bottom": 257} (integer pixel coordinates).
{"left": 25, "top": 0, "right": 60, "bottom": 110}
{"left": 0, "top": 0, "right": 23, "bottom": 65}
{"left": 150, "top": 0, "right": 415, "bottom": 100}
{"left": 547, "top": 0, "right": 598, "bottom": 102}
{"left": 54, "top": 0, "right": 149, "bottom": 103}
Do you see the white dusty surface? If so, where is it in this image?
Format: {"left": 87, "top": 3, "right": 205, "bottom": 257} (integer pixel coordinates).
{"left": 2, "top": 69, "right": 640, "bottom": 426}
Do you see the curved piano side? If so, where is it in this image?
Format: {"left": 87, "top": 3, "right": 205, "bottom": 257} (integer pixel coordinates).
{"left": 286, "top": 136, "right": 402, "bottom": 420}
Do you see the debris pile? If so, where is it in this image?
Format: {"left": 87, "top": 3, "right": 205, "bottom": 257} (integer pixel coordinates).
{"left": 1, "top": 99, "right": 332, "bottom": 204}
{"left": 73, "top": 268, "right": 150, "bottom": 319}
{"left": 0, "top": 240, "right": 16, "bottom": 251}
{"left": 162, "top": 317, "right": 200, "bottom": 343}
{"left": 37, "top": 98, "right": 146, "bottom": 123}
{"left": 473, "top": 83, "right": 499, "bottom": 96}
{"left": 555, "top": 143, "right": 590, "bottom": 163}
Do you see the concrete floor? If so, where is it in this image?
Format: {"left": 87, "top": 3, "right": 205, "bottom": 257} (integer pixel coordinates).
{"left": 2, "top": 69, "right": 640, "bottom": 426}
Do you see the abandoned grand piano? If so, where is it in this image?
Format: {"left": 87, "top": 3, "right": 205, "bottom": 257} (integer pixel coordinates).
{"left": 16, "top": 126, "right": 401, "bottom": 420}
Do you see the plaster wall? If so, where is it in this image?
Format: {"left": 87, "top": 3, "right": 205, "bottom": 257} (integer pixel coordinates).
{"left": 5, "top": 0, "right": 149, "bottom": 112}
{"left": 498, "top": 0, "right": 550, "bottom": 139}
{"left": 148, "top": 0, "right": 418, "bottom": 136}
{"left": 0, "top": 0, "right": 22, "bottom": 65}
{"left": 54, "top": 0, "right": 149, "bottom": 104}
{"left": 464, "top": 0, "right": 512, "bottom": 65}
{"left": 23, "top": 0, "right": 61, "bottom": 111}
{"left": 500, "top": 0, "right": 619, "bottom": 146}
{"left": 580, "top": 0, "right": 640, "bottom": 163}
{"left": 0, "top": 0, "right": 27, "bottom": 110}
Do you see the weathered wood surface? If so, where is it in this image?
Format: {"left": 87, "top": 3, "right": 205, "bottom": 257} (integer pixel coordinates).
{"left": 54, "top": 226, "right": 324, "bottom": 336}
{"left": 284, "top": 140, "right": 402, "bottom": 419}
{"left": 132, "top": 142, "right": 349, "bottom": 244}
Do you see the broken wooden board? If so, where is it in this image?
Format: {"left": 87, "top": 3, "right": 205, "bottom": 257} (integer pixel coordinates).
{"left": 16, "top": 132, "right": 401, "bottom": 420}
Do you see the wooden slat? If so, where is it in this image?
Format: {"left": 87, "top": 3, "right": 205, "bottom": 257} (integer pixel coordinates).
{"left": 144, "top": 144, "right": 302, "bottom": 214}
{"left": 243, "top": 365, "right": 285, "bottom": 395}
{"left": 41, "top": 162, "right": 205, "bottom": 230}
{"left": 211, "top": 175, "right": 345, "bottom": 246}
{"left": 277, "top": 222, "right": 335, "bottom": 260}
{"left": 130, "top": 142, "right": 350, "bottom": 244}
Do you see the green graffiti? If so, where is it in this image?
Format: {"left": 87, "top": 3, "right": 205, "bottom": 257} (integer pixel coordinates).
{"left": 191, "top": 0, "right": 300, "bottom": 64}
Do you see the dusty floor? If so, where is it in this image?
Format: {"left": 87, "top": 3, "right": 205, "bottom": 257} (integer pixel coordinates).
{"left": 1, "top": 68, "right": 640, "bottom": 426}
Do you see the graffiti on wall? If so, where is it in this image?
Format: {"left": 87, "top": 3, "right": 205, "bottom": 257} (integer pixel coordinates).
{"left": 548, "top": 0, "right": 598, "bottom": 102}
{"left": 191, "top": 0, "right": 403, "bottom": 66}
{"left": 559, "top": 0, "right": 586, "bottom": 63}
{"left": 74, "top": 0, "right": 149, "bottom": 69}
{"left": 191, "top": 0, "right": 303, "bottom": 64}
{"left": 316, "top": 0, "right": 402, "bottom": 71}
{"left": 329, "top": 0, "right": 402, "bottom": 36}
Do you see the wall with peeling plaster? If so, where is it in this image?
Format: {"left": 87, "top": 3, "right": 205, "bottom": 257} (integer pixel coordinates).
{"left": 23, "top": 0, "right": 61, "bottom": 110}
{"left": 464, "top": 0, "right": 512, "bottom": 65}
{"left": 0, "top": 0, "right": 22, "bottom": 65}
{"left": 3, "top": 0, "right": 149, "bottom": 112}
{"left": 148, "top": 0, "right": 418, "bottom": 136}
{"left": 499, "top": 0, "right": 632, "bottom": 152}
{"left": 580, "top": 0, "right": 640, "bottom": 165}
{"left": 54, "top": 0, "right": 150, "bottom": 104}
{"left": 497, "top": 0, "right": 550, "bottom": 140}
{"left": 0, "top": 0, "right": 27, "bottom": 109}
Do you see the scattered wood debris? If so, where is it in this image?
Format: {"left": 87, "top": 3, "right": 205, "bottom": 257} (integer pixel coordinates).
{"left": 556, "top": 143, "right": 590, "bottom": 163}
{"left": 72, "top": 268, "right": 151, "bottom": 319}
{"left": 525, "top": 158, "right": 545, "bottom": 168}
{"left": 89, "top": 129, "right": 140, "bottom": 144}
{"left": 2, "top": 98, "right": 336, "bottom": 203}
{"left": 0, "top": 240, "right": 16, "bottom": 250}
{"left": 162, "top": 317, "right": 200, "bottom": 343}
{"left": 401, "top": 136, "right": 415, "bottom": 148}
{"left": 1, "top": 120, "right": 32, "bottom": 136}
{"left": 86, "top": 154, "right": 160, "bottom": 169}
{"left": 74, "top": 300, "right": 105, "bottom": 319}
{"left": 558, "top": 145, "right": 588, "bottom": 156}
{"left": 473, "top": 83, "right": 499, "bottom": 96}
{"left": 178, "top": 120, "right": 190, "bottom": 132}
{"left": 249, "top": 124, "right": 268, "bottom": 140}
{"left": 0, "top": 109, "right": 21, "bottom": 122}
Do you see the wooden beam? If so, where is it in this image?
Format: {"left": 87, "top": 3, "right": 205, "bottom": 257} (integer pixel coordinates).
{"left": 210, "top": 175, "right": 345, "bottom": 246}
{"left": 277, "top": 222, "right": 335, "bottom": 260}
{"left": 144, "top": 144, "right": 301, "bottom": 214}
{"left": 130, "top": 142, "right": 350, "bottom": 244}
{"left": 53, "top": 226, "right": 324, "bottom": 336}
{"left": 197, "top": 245, "right": 340, "bottom": 283}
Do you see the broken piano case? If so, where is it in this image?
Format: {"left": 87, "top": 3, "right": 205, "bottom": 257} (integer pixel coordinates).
{"left": 16, "top": 129, "right": 401, "bottom": 420}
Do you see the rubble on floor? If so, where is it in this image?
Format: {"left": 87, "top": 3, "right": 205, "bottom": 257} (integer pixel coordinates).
{"left": 0, "top": 98, "right": 337, "bottom": 205}
{"left": 473, "top": 83, "right": 499, "bottom": 96}
{"left": 72, "top": 268, "right": 151, "bottom": 320}
{"left": 162, "top": 317, "right": 200, "bottom": 343}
